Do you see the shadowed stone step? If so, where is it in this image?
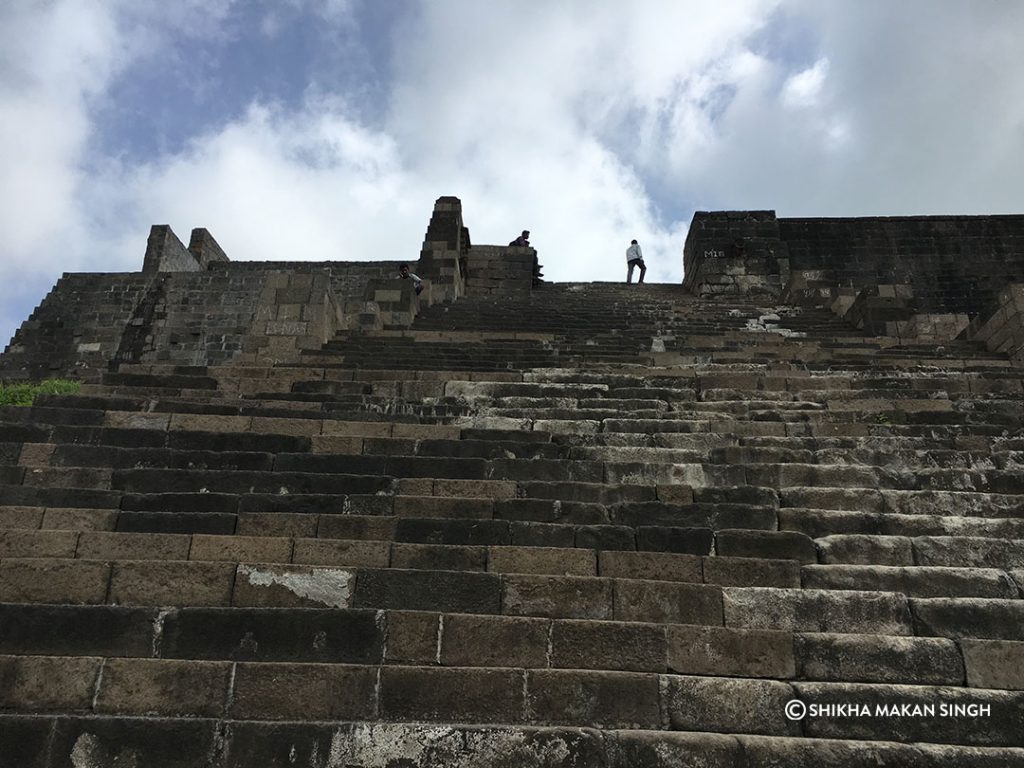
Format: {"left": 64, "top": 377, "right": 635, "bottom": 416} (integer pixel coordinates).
{"left": 11, "top": 656, "right": 1021, "bottom": 745}
{"left": 780, "top": 508, "right": 1024, "bottom": 540}
{"left": 803, "top": 564, "right": 1019, "bottom": 598}
{"left": 911, "top": 598, "right": 1024, "bottom": 641}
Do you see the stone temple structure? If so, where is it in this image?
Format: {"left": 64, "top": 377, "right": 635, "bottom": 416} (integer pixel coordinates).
{"left": 1, "top": 197, "right": 1024, "bottom": 766}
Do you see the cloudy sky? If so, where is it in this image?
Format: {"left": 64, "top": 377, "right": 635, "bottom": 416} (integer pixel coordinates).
{"left": 2, "top": 1, "right": 1023, "bottom": 348}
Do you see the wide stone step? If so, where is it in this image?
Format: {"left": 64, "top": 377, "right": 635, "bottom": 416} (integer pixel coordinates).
{"left": 8, "top": 718, "right": 1024, "bottom": 768}
{"left": 815, "top": 534, "right": 1024, "bottom": 570}
{"left": 1, "top": 604, "right": 1000, "bottom": 688}
{"left": 0, "top": 559, "right": 726, "bottom": 623}
{"left": 3, "top": 659, "right": 1022, "bottom": 745}
{"left": 781, "top": 508, "right": 1024, "bottom": 540}
{"left": 803, "top": 564, "right": 1019, "bottom": 599}
{"left": 781, "top": 487, "right": 1024, "bottom": 518}
{"left": 0, "top": 517, "right": 806, "bottom": 586}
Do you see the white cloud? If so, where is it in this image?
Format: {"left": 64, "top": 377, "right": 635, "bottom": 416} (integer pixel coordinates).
{"left": 670, "top": 1, "right": 1024, "bottom": 216}
{"left": 100, "top": 100, "right": 424, "bottom": 264}
{"left": 782, "top": 58, "right": 828, "bottom": 108}
{"left": 3, "top": 0, "right": 1024, "bottom": 351}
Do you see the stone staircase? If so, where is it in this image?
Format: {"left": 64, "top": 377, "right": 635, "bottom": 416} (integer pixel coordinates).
{"left": 1, "top": 281, "right": 1023, "bottom": 766}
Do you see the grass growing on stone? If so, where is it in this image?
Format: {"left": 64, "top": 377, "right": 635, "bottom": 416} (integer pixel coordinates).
{"left": 0, "top": 379, "right": 80, "bottom": 406}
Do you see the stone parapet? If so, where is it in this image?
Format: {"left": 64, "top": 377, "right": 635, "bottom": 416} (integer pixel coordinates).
{"left": 686, "top": 211, "right": 1024, "bottom": 319}
{"left": 466, "top": 245, "right": 537, "bottom": 295}
{"left": 186, "top": 228, "right": 230, "bottom": 270}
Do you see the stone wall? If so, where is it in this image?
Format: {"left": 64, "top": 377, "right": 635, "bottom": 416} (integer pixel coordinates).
{"left": 1, "top": 197, "right": 485, "bottom": 380}
{"left": 0, "top": 273, "right": 155, "bottom": 381}
{"left": 465, "top": 246, "right": 537, "bottom": 295}
{"left": 779, "top": 214, "right": 1024, "bottom": 315}
{"left": 973, "top": 283, "right": 1024, "bottom": 364}
{"left": 685, "top": 210, "right": 1024, "bottom": 344}
{"left": 685, "top": 211, "right": 1024, "bottom": 316}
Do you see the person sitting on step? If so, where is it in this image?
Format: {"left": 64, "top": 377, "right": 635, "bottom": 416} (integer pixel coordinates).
{"left": 398, "top": 263, "right": 423, "bottom": 295}
{"left": 626, "top": 239, "right": 646, "bottom": 284}
{"left": 509, "top": 229, "right": 543, "bottom": 287}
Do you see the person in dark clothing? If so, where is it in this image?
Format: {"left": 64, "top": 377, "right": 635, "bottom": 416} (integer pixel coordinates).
{"left": 509, "top": 230, "right": 541, "bottom": 285}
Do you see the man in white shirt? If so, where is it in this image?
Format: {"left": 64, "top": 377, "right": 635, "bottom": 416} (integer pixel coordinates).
{"left": 626, "top": 240, "right": 646, "bottom": 284}
{"left": 398, "top": 263, "right": 423, "bottom": 295}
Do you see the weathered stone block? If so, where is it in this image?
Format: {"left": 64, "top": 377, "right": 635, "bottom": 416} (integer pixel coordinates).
{"left": 715, "top": 529, "right": 817, "bottom": 564}
{"left": 161, "top": 606, "right": 382, "bottom": 663}
{"left": 441, "top": 614, "right": 549, "bottom": 668}
{"left": 78, "top": 531, "right": 191, "bottom": 561}
{"left": 191, "top": 534, "right": 292, "bottom": 563}
{"left": 489, "top": 546, "right": 596, "bottom": 576}
{"left": 385, "top": 611, "right": 439, "bottom": 664}
{"left": 662, "top": 675, "right": 799, "bottom": 735}
{"left": 355, "top": 568, "right": 501, "bottom": 614}
{"left": 795, "top": 633, "right": 963, "bottom": 684}
{"left": 723, "top": 588, "right": 913, "bottom": 635}
{"left": 502, "top": 574, "right": 613, "bottom": 620}
{"left": 317, "top": 515, "right": 396, "bottom": 541}
{"left": 41, "top": 507, "right": 117, "bottom": 531}
{"left": 911, "top": 597, "right": 1024, "bottom": 640}
{"left": 110, "top": 561, "right": 235, "bottom": 607}
{"left": 0, "top": 604, "right": 155, "bottom": 657}
{"left": 606, "top": 731, "right": 740, "bottom": 768}
{"left": 237, "top": 512, "right": 318, "bottom": 538}
{"left": 0, "top": 529, "right": 78, "bottom": 558}
{"left": 391, "top": 542, "right": 487, "bottom": 571}
{"left": 0, "top": 506, "right": 43, "bottom": 529}
{"left": 962, "top": 639, "right": 1024, "bottom": 690}
{"left": 0, "top": 559, "right": 111, "bottom": 604}
{"left": 380, "top": 667, "right": 524, "bottom": 723}
{"left": 794, "top": 681, "right": 1024, "bottom": 746}
{"left": 292, "top": 538, "right": 390, "bottom": 567}
{"left": 550, "top": 620, "right": 667, "bottom": 672}
{"left": 613, "top": 579, "right": 724, "bottom": 625}
{"left": 0, "top": 654, "right": 101, "bottom": 710}
{"left": 667, "top": 625, "right": 795, "bottom": 678}
{"left": 0, "top": 714, "right": 53, "bottom": 768}
{"left": 599, "top": 550, "right": 701, "bottom": 582}
{"left": 96, "top": 658, "right": 230, "bottom": 716}
{"left": 816, "top": 535, "right": 914, "bottom": 566}
{"left": 527, "top": 670, "right": 661, "bottom": 728}
{"left": 703, "top": 555, "right": 801, "bottom": 588}
{"left": 232, "top": 662, "right": 376, "bottom": 720}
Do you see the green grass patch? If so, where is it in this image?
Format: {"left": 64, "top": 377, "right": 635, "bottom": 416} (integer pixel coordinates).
{"left": 0, "top": 379, "right": 81, "bottom": 407}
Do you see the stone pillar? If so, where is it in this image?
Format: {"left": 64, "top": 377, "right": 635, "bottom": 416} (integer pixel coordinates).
{"left": 418, "top": 196, "right": 468, "bottom": 302}
{"left": 187, "top": 228, "right": 230, "bottom": 269}
{"left": 142, "top": 225, "right": 199, "bottom": 273}
{"left": 143, "top": 225, "right": 230, "bottom": 273}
